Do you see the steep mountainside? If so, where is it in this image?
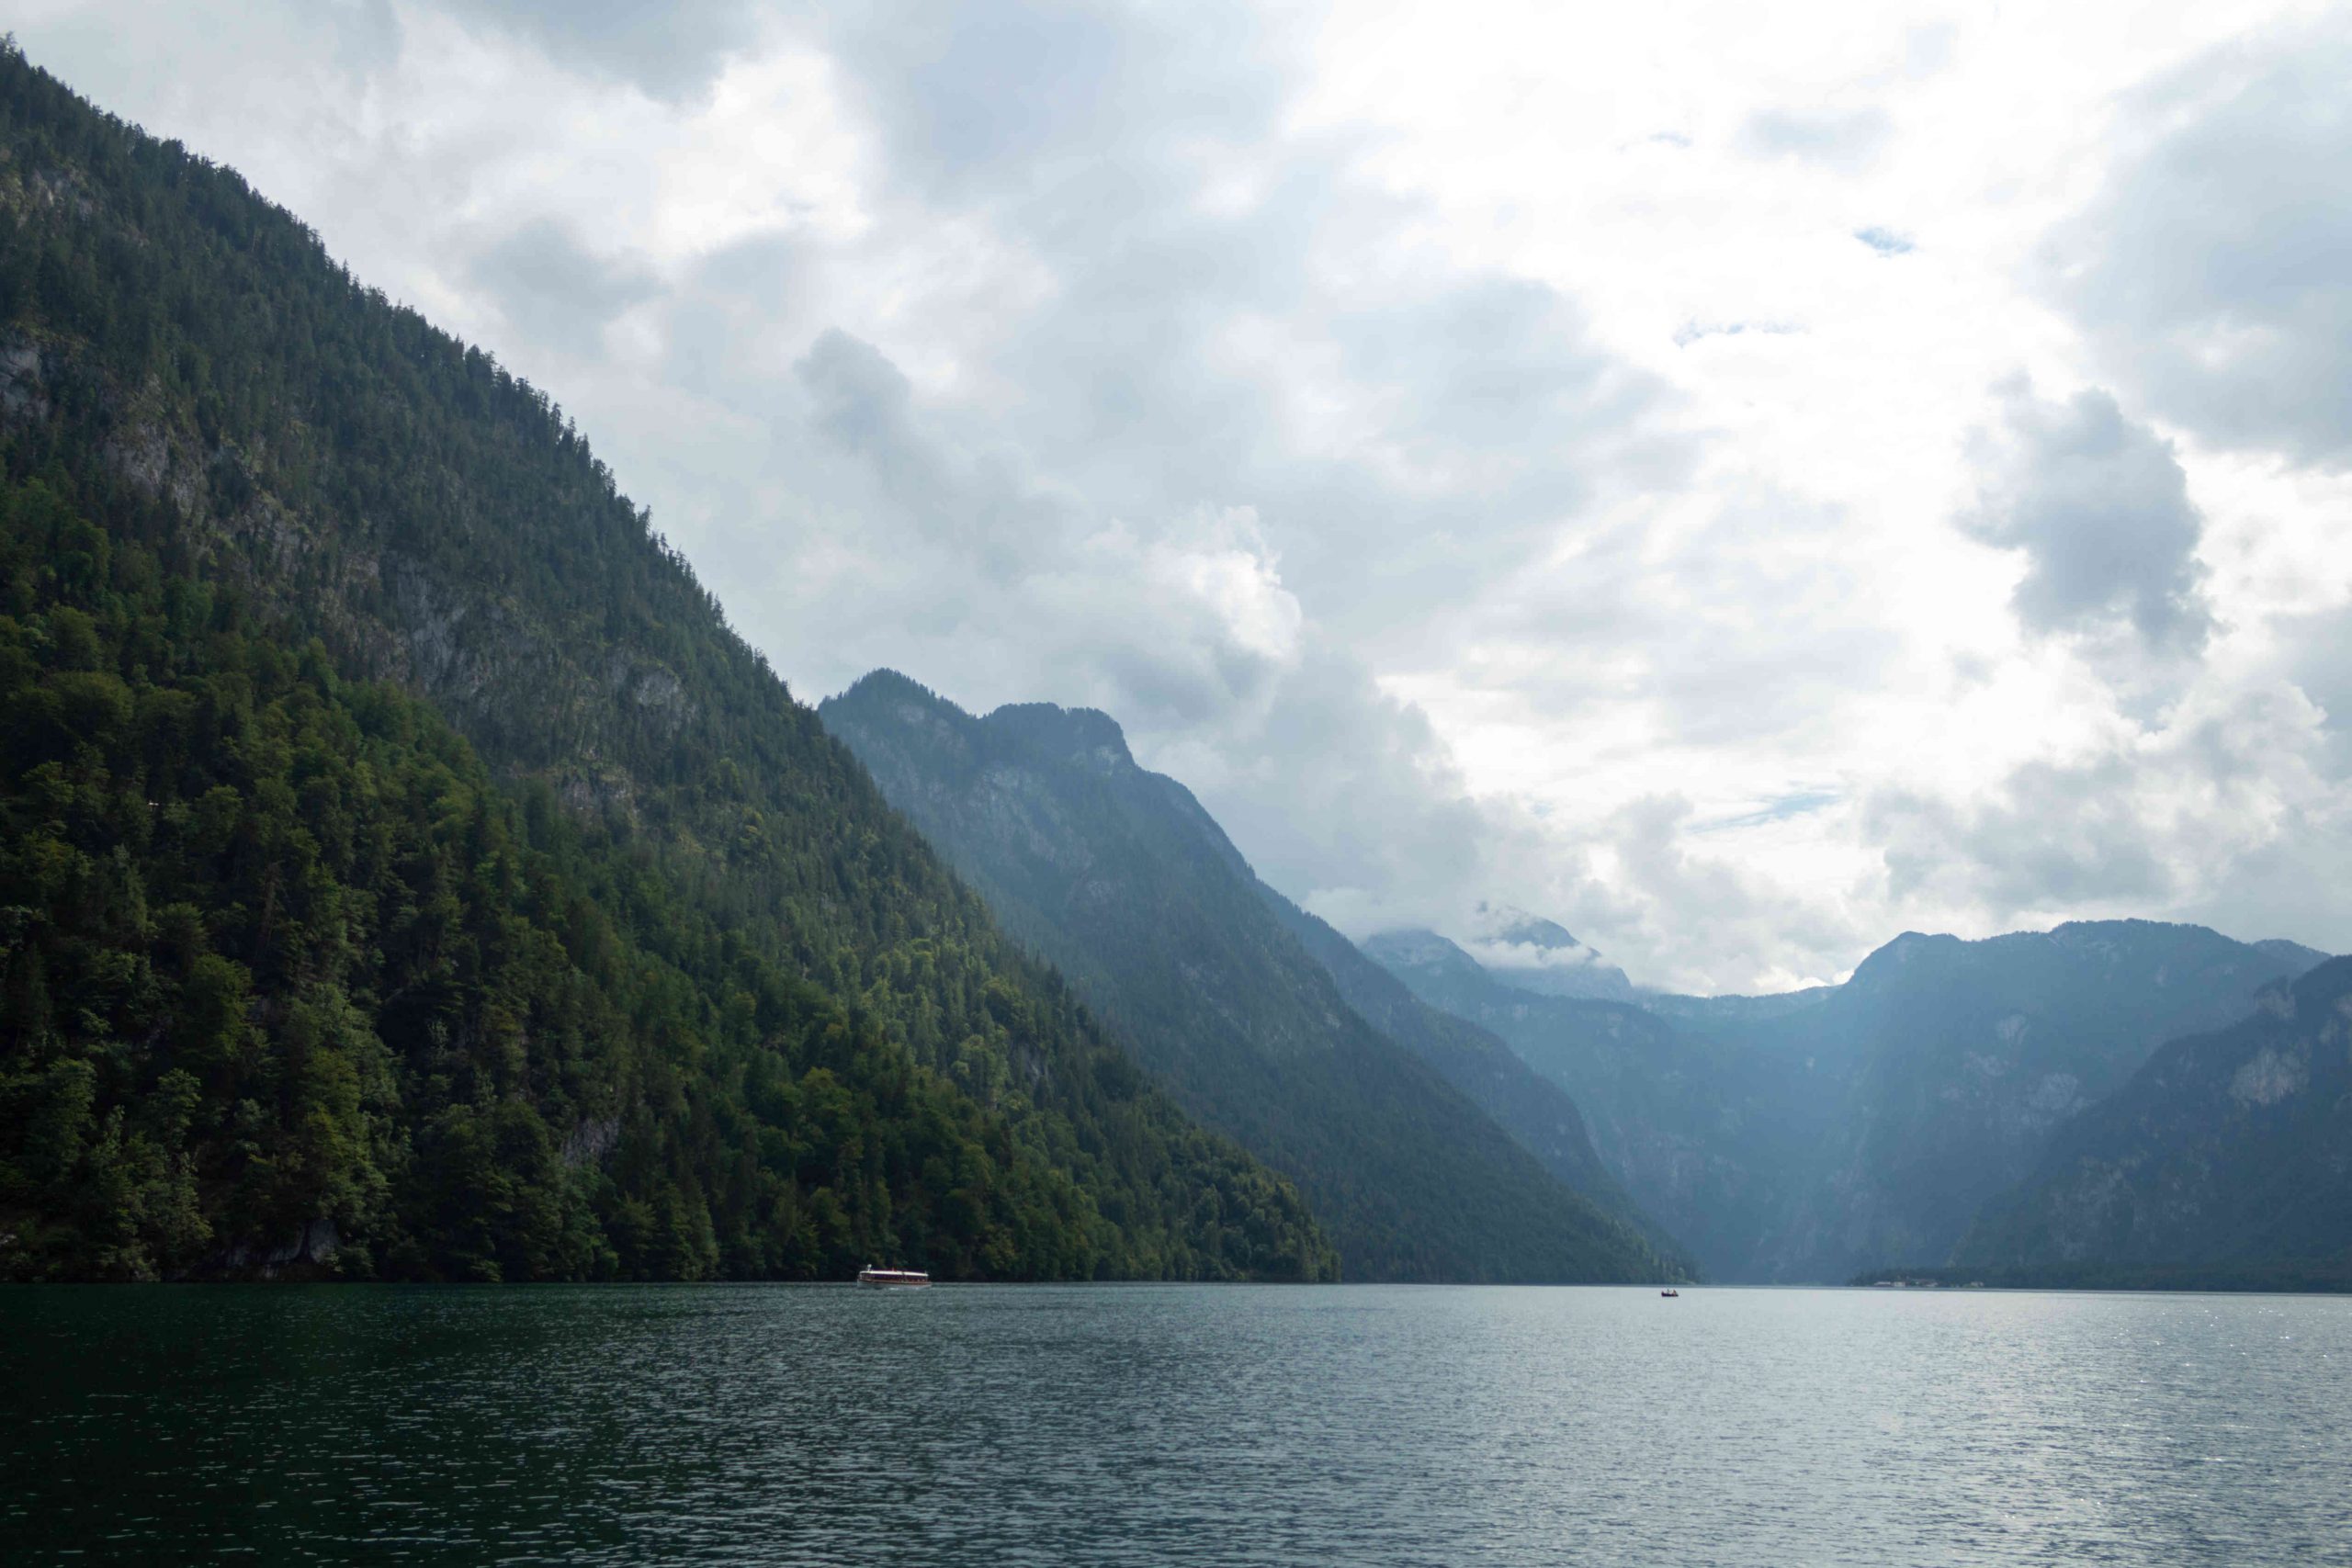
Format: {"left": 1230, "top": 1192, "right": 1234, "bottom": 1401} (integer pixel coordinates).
{"left": 1766, "top": 922, "right": 2328, "bottom": 1280}
{"left": 820, "top": 671, "right": 1682, "bottom": 1282}
{"left": 0, "top": 47, "right": 1329, "bottom": 1282}
{"left": 1363, "top": 930, "right": 1817, "bottom": 1281}
{"left": 1250, "top": 886, "right": 1690, "bottom": 1269}
{"left": 1956, "top": 957, "right": 2352, "bottom": 1281}
{"left": 1369, "top": 920, "right": 2330, "bottom": 1282}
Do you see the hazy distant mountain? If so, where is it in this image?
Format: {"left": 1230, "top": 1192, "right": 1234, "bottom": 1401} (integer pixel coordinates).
{"left": 1369, "top": 919, "right": 2331, "bottom": 1282}
{"left": 2255, "top": 938, "right": 2335, "bottom": 972}
{"left": 1362, "top": 930, "right": 1816, "bottom": 1280}
{"left": 820, "top": 671, "right": 1683, "bottom": 1282}
{"left": 1251, "top": 893, "right": 1691, "bottom": 1271}
{"left": 1765, "top": 922, "right": 2331, "bottom": 1281}
{"left": 1638, "top": 987, "right": 1838, "bottom": 1025}
{"left": 1460, "top": 904, "right": 1637, "bottom": 1002}
{"left": 1956, "top": 956, "right": 2352, "bottom": 1281}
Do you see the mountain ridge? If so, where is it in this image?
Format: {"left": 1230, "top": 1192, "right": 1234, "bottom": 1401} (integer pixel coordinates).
{"left": 820, "top": 669, "right": 1687, "bottom": 1282}
{"left": 1366, "top": 919, "right": 2332, "bottom": 1282}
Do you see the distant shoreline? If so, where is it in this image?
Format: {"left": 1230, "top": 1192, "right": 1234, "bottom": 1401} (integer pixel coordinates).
{"left": 1846, "top": 1265, "right": 2352, "bottom": 1295}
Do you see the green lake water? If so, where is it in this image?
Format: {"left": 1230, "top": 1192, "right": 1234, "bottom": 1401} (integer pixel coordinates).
{"left": 5, "top": 1283, "right": 2348, "bottom": 1563}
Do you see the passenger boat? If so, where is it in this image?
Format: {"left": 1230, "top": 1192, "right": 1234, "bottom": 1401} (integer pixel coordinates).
{"left": 856, "top": 1265, "right": 932, "bottom": 1289}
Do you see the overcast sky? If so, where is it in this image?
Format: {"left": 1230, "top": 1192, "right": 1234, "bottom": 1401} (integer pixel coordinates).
{"left": 22, "top": 0, "right": 2351, "bottom": 990}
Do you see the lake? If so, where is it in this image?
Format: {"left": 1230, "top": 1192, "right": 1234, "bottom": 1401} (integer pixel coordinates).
{"left": 5, "top": 1284, "right": 2348, "bottom": 1563}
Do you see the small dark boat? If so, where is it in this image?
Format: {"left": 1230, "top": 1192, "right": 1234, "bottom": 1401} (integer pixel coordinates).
{"left": 1659, "top": 1289, "right": 1679, "bottom": 1297}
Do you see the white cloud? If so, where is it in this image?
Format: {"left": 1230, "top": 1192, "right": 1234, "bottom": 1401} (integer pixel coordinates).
{"left": 1740, "top": 104, "right": 1894, "bottom": 171}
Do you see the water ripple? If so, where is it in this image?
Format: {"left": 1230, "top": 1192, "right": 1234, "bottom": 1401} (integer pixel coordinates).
{"left": 4, "top": 1285, "right": 2349, "bottom": 1564}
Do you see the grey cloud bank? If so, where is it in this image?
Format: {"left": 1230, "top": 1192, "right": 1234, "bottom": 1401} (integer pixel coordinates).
{"left": 443, "top": 0, "right": 764, "bottom": 99}
{"left": 469, "top": 218, "right": 659, "bottom": 358}
{"left": 2050, "top": 19, "right": 2352, "bottom": 468}
{"left": 1960, "top": 381, "right": 2212, "bottom": 657}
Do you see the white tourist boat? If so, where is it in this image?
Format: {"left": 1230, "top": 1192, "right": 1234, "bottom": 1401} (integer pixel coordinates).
{"left": 856, "top": 1265, "right": 932, "bottom": 1289}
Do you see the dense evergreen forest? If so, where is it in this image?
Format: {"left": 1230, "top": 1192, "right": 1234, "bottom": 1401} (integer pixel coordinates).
{"left": 0, "top": 42, "right": 1332, "bottom": 1282}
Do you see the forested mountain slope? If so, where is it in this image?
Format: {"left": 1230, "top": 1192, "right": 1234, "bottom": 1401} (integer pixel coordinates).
{"left": 1956, "top": 957, "right": 2352, "bottom": 1283}
{"left": 820, "top": 671, "right": 1682, "bottom": 1282}
{"left": 0, "top": 45, "right": 1329, "bottom": 1282}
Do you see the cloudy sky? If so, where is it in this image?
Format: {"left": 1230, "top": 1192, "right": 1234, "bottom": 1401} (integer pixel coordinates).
{"left": 21, "top": 0, "right": 2351, "bottom": 990}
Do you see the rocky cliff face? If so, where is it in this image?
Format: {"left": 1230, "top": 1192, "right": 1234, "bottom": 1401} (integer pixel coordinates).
{"left": 1958, "top": 957, "right": 2352, "bottom": 1275}
{"left": 0, "top": 324, "right": 705, "bottom": 830}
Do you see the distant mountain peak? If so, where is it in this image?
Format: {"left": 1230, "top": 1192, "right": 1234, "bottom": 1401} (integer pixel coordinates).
{"left": 985, "top": 701, "right": 1136, "bottom": 773}
{"left": 829, "top": 672, "right": 1142, "bottom": 776}
{"left": 1458, "top": 903, "right": 1635, "bottom": 1002}
{"left": 2253, "top": 936, "right": 2335, "bottom": 971}
{"left": 840, "top": 667, "right": 940, "bottom": 704}
{"left": 1361, "top": 928, "right": 1487, "bottom": 979}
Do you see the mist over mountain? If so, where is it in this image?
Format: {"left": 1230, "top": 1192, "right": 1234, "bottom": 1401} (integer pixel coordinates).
{"left": 820, "top": 670, "right": 1684, "bottom": 1282}
{"left": 1459, "top": 905, "right": 1637, "bottom": 1003}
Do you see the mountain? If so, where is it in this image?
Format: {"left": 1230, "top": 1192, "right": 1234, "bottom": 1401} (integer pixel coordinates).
{"left": 1461, "top": 904, "right": 1636, "bottom": 1001}
{"left": 1763, "top": 921, "right": 2331, "bottom": 1280}
{"left": 820, "top": 671, "right": 1683, "bottom": 1281}
{"left": 1250, "top": 887, "right": 1691, "bottom": 1271}
{"left": 1639, "top": 987, "right": 1838, "bottom": 1026}
{"left": 0, "top": 47, "right": 1329, "bottom": 1283}
{"left": 1368, "top": 919, "right": 2331, "bottom": 1282}
{"left": 1955, "top": 956, "right": 2352, "bottom": 1284}
{"left": 1362, "top": 929, "right": 1815, "bottom": 1281}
